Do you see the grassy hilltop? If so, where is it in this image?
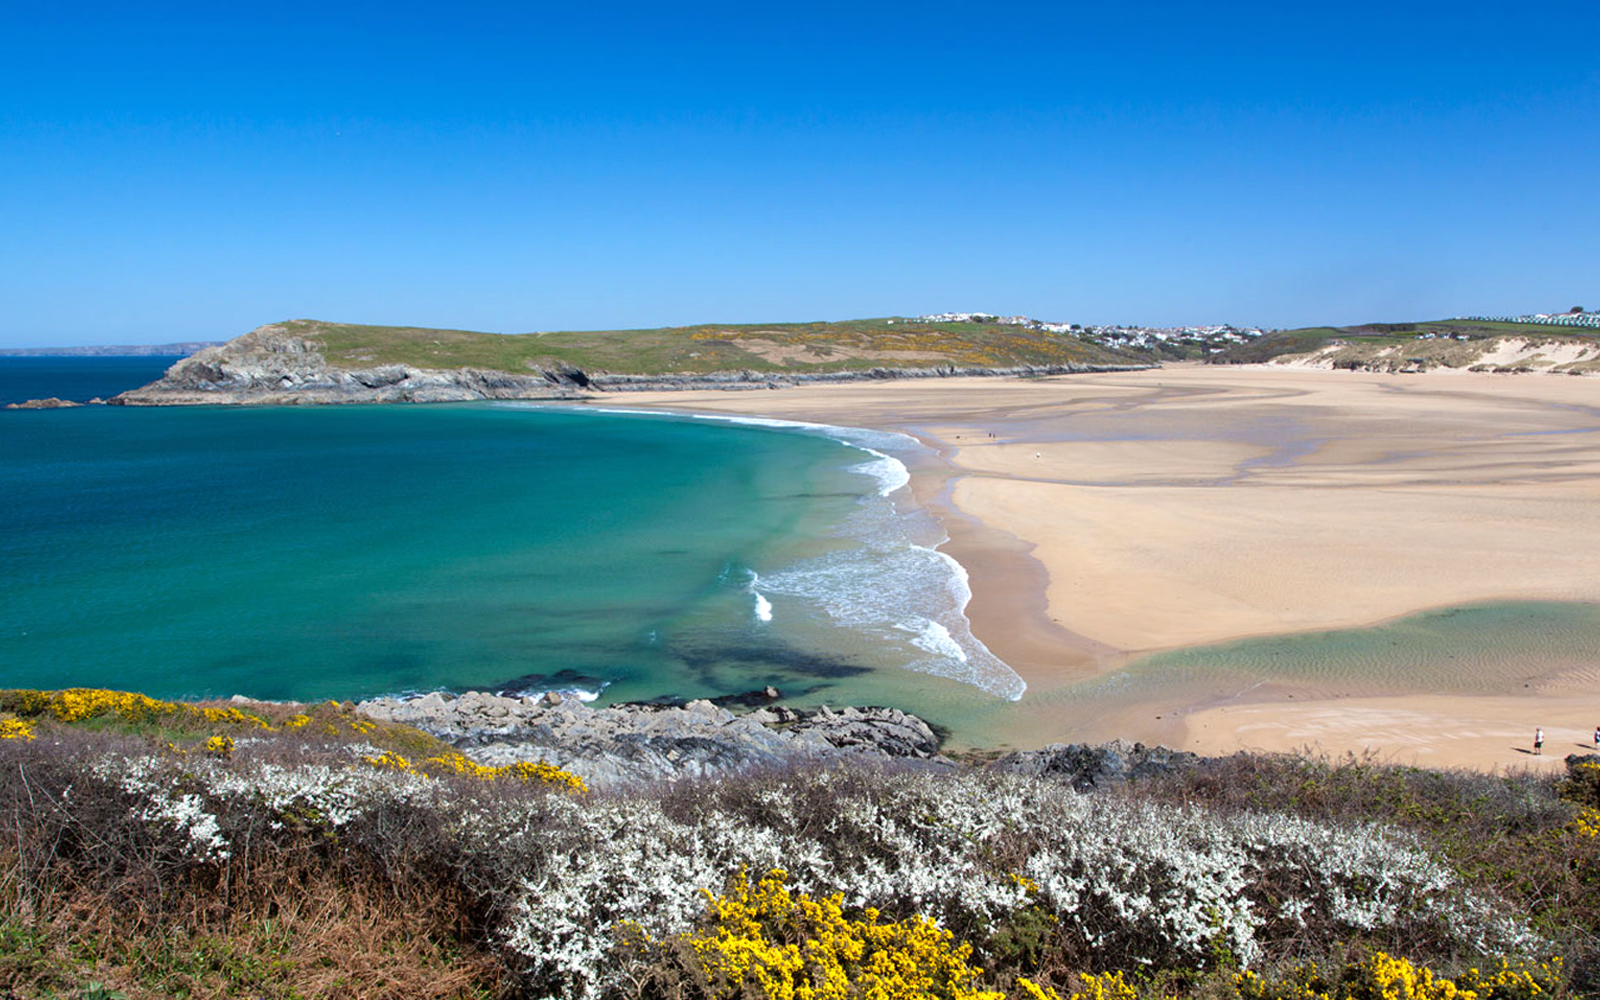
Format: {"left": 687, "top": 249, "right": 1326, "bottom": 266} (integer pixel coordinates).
{"left": 280, "top": 314, "right": 1600, "bottom": 376}
{"left": 277, "top": 316, "right": 1147, "bottom": 375}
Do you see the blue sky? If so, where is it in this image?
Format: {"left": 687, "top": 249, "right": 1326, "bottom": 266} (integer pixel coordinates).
{"left": 1, "top": 2, "right": 1596, "bottom": 346}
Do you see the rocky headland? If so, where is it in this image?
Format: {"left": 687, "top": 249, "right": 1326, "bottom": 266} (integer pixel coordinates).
{"left": 111, "top": 325, "right": 575, "bottom": 405}
{"left": 109, "top": 321, "right": 1151, "bottom": 405}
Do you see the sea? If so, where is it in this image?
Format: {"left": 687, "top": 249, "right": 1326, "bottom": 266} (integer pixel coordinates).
{"left": 0, "top": 357, "right": 1022, "bottom": 720}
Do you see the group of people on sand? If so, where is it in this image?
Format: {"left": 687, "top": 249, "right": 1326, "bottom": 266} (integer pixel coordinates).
{"left": 1532, "top": 725, "right": 1600, "bottom": 755}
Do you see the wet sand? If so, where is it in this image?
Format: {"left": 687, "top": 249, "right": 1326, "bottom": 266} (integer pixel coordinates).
{"left": 600, "top": 366, "right": 1600, "bottom": 770}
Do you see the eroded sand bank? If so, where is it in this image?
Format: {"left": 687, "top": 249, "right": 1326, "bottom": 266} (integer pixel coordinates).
{"left": 601, "top": 366, "right": 1600, "bottom": 769}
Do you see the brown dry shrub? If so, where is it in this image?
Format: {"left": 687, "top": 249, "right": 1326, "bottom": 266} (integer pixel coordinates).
{"left": 0, "top": 730, "right": 504, "bottom": 999}
{"left": 1125, "top": 752, "right": 1598, "bottom": 975}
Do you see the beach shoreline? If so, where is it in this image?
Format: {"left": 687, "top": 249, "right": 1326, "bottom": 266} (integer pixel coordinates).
{"left": 593, "top": 364, "right": 1600, "bottom": 770}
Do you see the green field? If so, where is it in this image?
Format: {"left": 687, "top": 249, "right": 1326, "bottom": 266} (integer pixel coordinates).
{"left": 278, "top": 317, "right": 1147, "bottom": 376}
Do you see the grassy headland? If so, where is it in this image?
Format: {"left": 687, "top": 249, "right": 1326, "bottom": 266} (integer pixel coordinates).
{"left": 279, "top": 317, "right": 1148, "bottom": 375}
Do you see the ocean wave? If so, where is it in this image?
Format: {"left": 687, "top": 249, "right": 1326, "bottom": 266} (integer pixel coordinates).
{"left": 747, "top": 571, "right": 774, "bottom": 623}
{"left": 850, "top": 448, "right": 911, "bottom": 497}
{"left": 758, "top": 542, "right": 1025, "bottom": 701}
{"left": 577, "top": 406, "right": 915, "bottom": 498}
{"left": 501, "top": 685, "right": 605, "bottom": 703}
{"left": 384, "top": 683, "right": 607, "bottom": 704}
{"left": 520, "top": 403, "right": 1024, "bottom": 701}
{"left": 898, "top": 618, "right": 968, "bottom": 663}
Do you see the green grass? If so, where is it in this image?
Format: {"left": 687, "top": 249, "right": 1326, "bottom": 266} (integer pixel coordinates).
{"left": 269, "top": 317, "right": 1145, "bottom": 375}
{"left": 238, "top": 315, "right": 1600, "bottom": 374}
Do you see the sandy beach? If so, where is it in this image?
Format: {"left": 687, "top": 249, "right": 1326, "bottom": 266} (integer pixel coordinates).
{"left": 602, "top": 365, "right": 1600, "bottom": 770}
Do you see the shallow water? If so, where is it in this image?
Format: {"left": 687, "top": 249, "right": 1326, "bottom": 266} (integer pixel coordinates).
{"left": 1098, "top": 601, "right": 1600, "bottom": 698}
{"left": 0, "top": 391, "right": 1021, "bottom": 721}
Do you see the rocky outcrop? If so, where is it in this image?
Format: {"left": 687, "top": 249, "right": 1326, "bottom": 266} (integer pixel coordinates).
{"left": 4, "top": 397, "right": 82, "bottom": 409}
{"left": 111, "top": 322, "right": 1153, "bottom": 406}
{"left": 111, "top": 325, "right": 580, "bottom": 405}
{"left": 352, "top": 689, "right": 1211, "bottom": 789}
{"left": 356, "top": 690, "right": 947, "bottom": 786}
{"left": 989, "top": 740, "right": 1203, "bottom": 791}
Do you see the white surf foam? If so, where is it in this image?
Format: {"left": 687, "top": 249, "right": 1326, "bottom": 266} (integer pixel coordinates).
{"left": 510, "top": 402, "right": 1025, "bottom": 700}
{"left": 758, "top": 541, "right": 1025, "bottom": 701}
{"left": 747, "top": 571, "right": 774, "bottom": 623}
{"left": 851, "top": 448, "right": 911, "bottom": 497}
{"left": 391, "top": 684, "right": 605, "bottom": 704}
{"left": 898, "top": 618, "right": 969, "bottom": 663}
{"left": 576, "top": 406, "right": 915, "bottom": 498}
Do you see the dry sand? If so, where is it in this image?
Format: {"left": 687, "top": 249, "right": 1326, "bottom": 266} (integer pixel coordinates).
{"left": 600, "top": 365, "right": 1600, "bottom": 770}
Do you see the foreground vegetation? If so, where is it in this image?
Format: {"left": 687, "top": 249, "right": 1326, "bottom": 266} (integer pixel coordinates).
{"left": 271, "top": 317, "right": 1146, "bottom": 376}
{"left": 0, "top": 690, "right": 1594, "bottom": 999}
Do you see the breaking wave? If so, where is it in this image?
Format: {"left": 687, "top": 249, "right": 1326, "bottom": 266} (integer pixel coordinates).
{"left": 524, "top": 404, "right": 1026, "bottom": 701}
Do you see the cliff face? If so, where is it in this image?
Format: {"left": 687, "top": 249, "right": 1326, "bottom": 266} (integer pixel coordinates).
{"left": 112, "top": 324, "right": 580, "bottom": 405}
{"left": 112, "top": 322, "right": 1152, "bottom": 405}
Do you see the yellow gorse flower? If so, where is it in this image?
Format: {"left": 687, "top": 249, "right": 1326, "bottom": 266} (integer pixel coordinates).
{"left": 1018, "top": 980, "right": 1064, "bottom": 1000}
{"left": 1234, "top": 953, "right": 1562, "bottom": 1000}
{"left": 674, "top": 868, "right": 1006, "bottom": 1000}
{"left": 362, "top": 750, "right": 413, "bottom": 772}
{"left": 358, "top": 748, "right": 587, "bottom": 792}
{"left": 1007, "top": 872, "right": 1040, "bottom": 896}
{"left": 0, "top": 688, "right": 273, "bottom": 730}
{"left": 0, "top": 718, "right": 35, "bottom": 741}
{"left": 1457, "top": 957, "right": 1563, "bottom": 1000}
{"left": 1071, "top": 972, "right": 1138, "bottom": 1000}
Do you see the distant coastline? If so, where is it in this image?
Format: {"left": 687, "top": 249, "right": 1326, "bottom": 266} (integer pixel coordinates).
{"left": 7, "top": 311, "right": 1598, "bottom": 408}
{"left": 0, "top": 341, "right": 218, "bottom": 357}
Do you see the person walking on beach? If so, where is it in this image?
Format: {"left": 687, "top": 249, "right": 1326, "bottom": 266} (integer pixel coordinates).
{"left": 1533, "top": 726, "right": 1543, "bottom": 755}
{"left": 1593, "top": 724, "right": 1598, "bottom": 749}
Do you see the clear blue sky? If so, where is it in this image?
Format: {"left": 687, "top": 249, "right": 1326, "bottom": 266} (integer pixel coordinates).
{"left": 2, "top": 1, "right": 1596, "bottom": 346}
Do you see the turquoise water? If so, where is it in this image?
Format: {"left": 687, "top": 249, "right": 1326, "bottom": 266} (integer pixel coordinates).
{"left": 0, "top": 382, "right": 1022, "bottom": 709}
{"left": 0, "top": 356, "right": 182, "bottom": 405}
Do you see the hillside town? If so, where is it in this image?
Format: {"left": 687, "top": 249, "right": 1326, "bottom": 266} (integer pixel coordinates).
{"left": 909, "top": 312, "right": 1270, "bottom": 354}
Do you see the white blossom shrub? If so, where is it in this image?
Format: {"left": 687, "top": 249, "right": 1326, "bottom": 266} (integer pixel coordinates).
{"left": 60, "top": 749, "right": 1543, "bottom": 1000}
{"left": 88, "top": 750, "right": 440, "bottom": 854}
{"left": 489, "top": 768, "right": 1539, "bottom": 1000}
